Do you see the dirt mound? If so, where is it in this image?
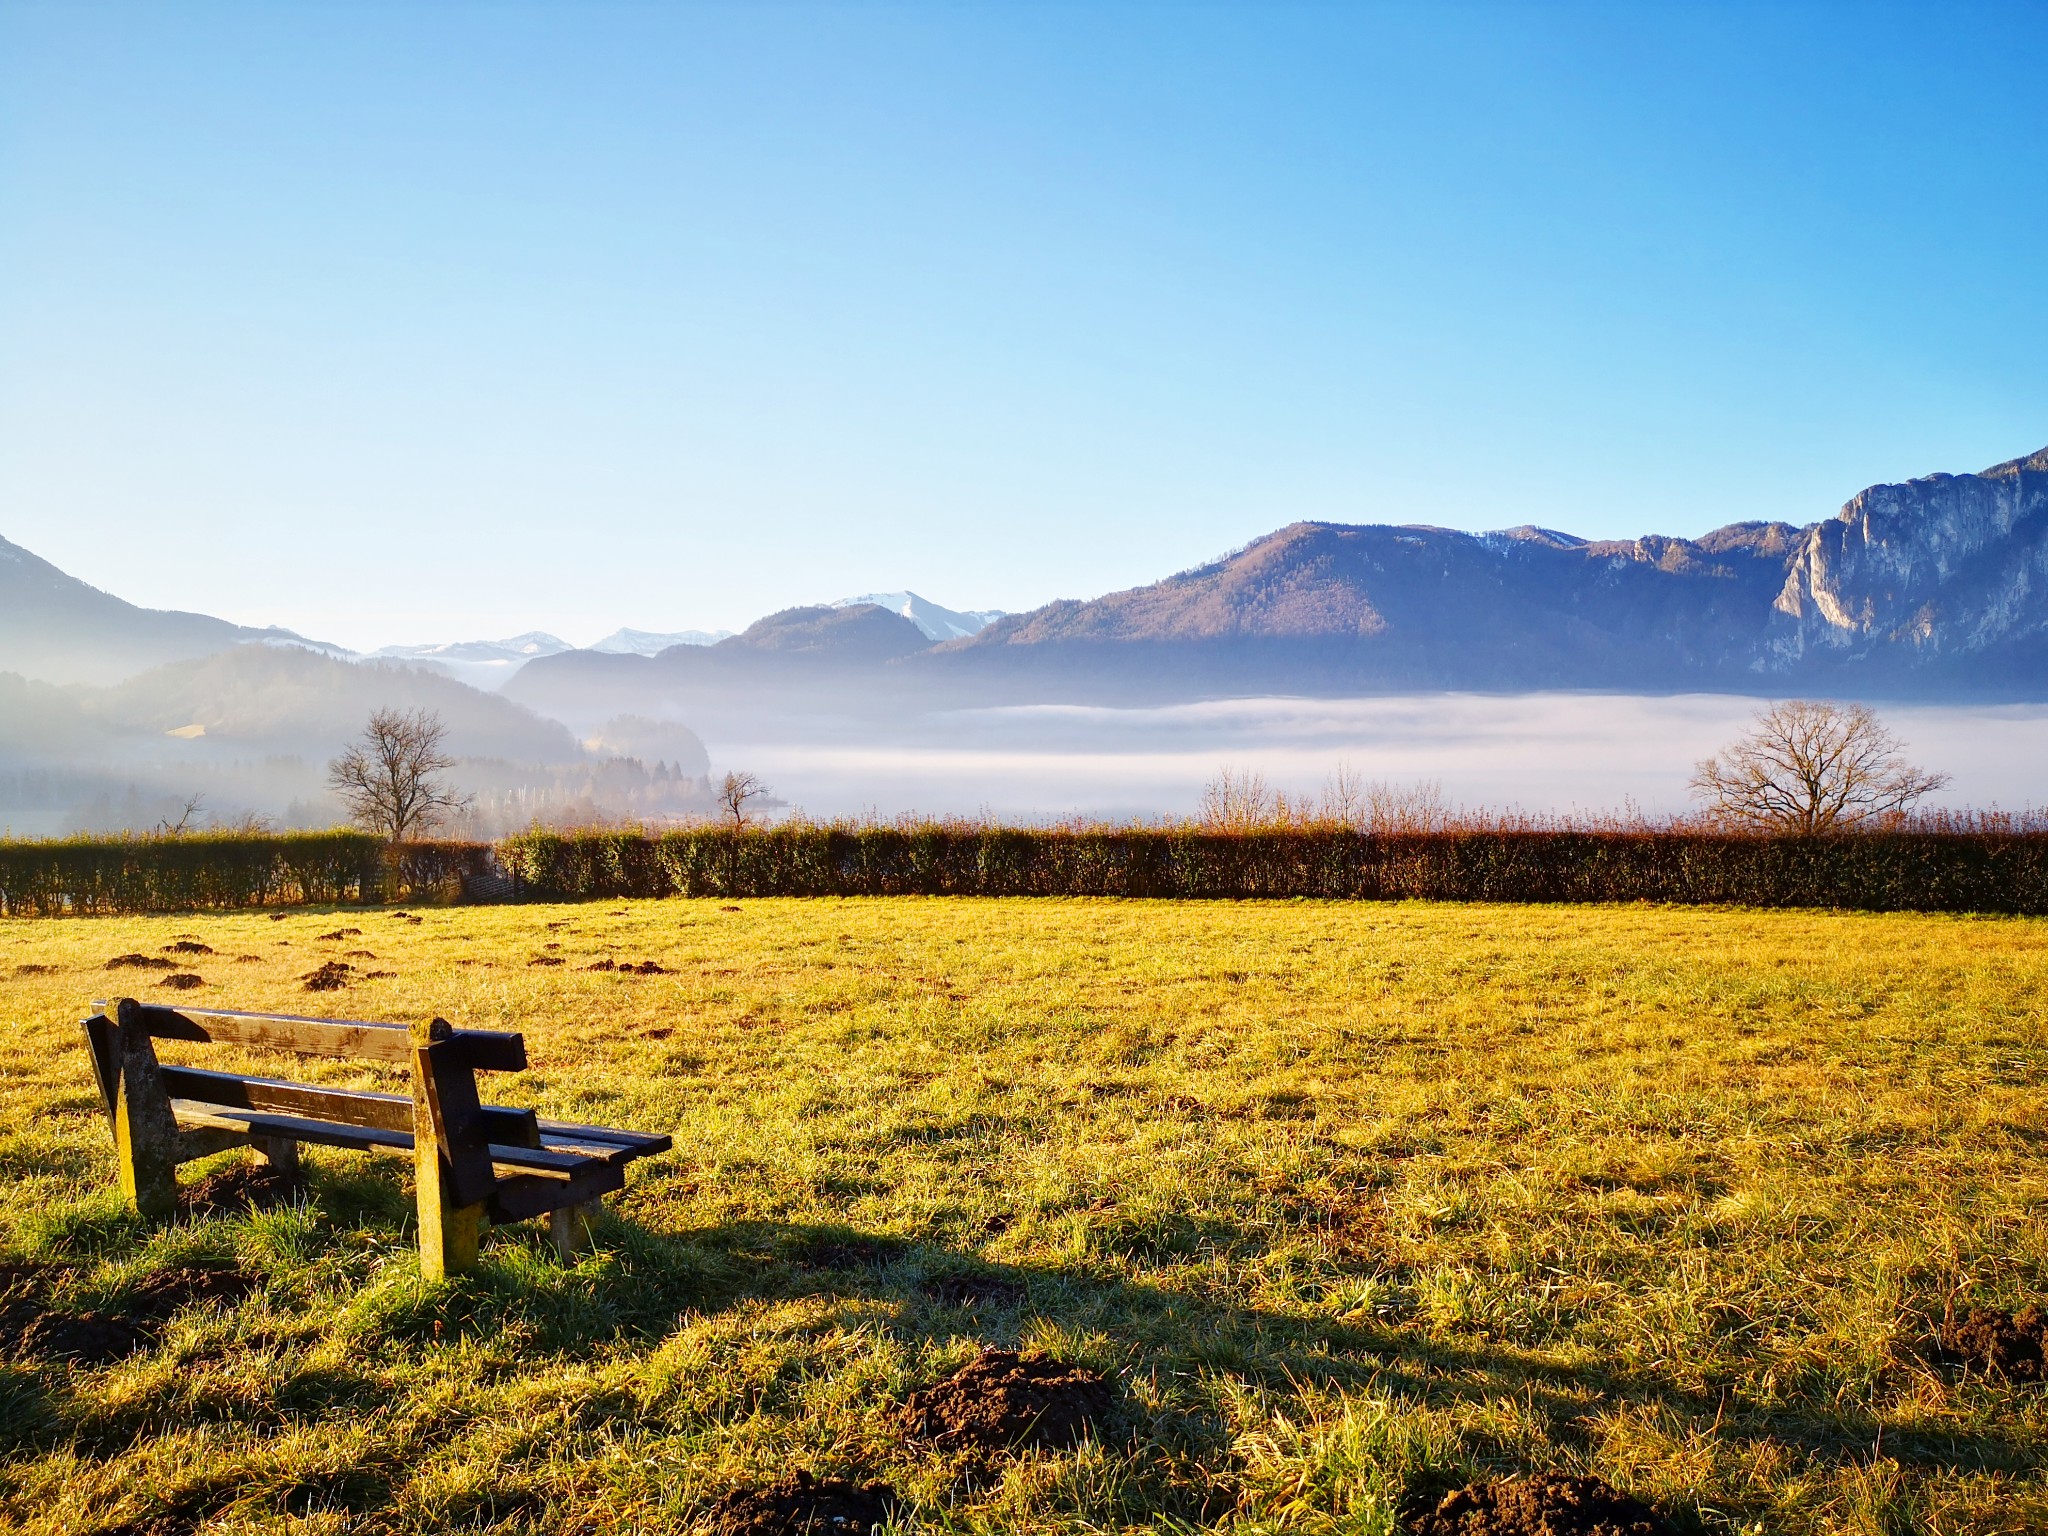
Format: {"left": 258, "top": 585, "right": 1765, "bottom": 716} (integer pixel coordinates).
{"left": 343, "top": 949, "right": 376, "bottom": 958}
{"left": 620, "top": 960, "right": 668, "bottom": 975}
{"left": 12, "top": 1310, "right": 152, "bottom": 1365}
{"left": 796, "top": 1236, "right": 905, "bottom": 1271}
{"left": 158, "top": 973, "right": 205, "bottom": 990}
{"left": 1403, "top": 1473, "right": 1670, "bottom": 1536}
{"left": 1939, "top": 1304, "right": 2047, "bottom": 1380}
{"left": 920, "top": 1272, "right": 1024, "bottom": 1309}
{"left": 584, "top": 959, "right": 617, "bottom": 972}
{"left": 315, "top": 927, "right": 364, "bottom": 940}
{"left": 105, "top": 953, "right": 177, "bottom": 970}
{"left": 707, "top": 1471, "right": 897, "bottom": 1536}
{"left": 97, "top": 1516, "right": 200, "bottom": 1536}
{"left": 720, "top": 905, "right": 743, "bottom": 913}
{"left": 389, "top": 910, "right": 412, "bottom": 919}
{"left": 126, "top": 1263, "right": 258, "bottom": 1320}
{"left": 302, "top": 961, "right": 354, "bottom": 992}
{"left": 12, "top": 963, "right": 59, "bottom": 977}
{"left": 269, "top": 912, "right": 288, "bottom": 921}
{"left": 900, "top": 1349, "right": 1113, "bottom": 1453}
{"left": 184, "top": 1161, "right": 306, "bottom": 1215}
{"left": 161, "top": 941, "right": 214, "bottom": 955}
{"left": 528, "top": 956, "right": 565, "bottom": 967}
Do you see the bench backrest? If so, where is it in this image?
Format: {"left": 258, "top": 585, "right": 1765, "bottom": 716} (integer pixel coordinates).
{"left": 87, "top": 999, "right": 532, "bottom": 1207}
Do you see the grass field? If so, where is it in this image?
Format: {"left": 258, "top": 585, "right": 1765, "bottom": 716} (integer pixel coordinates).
{"left": 1, "top": 898, "right": 2045, "bottom": 1535}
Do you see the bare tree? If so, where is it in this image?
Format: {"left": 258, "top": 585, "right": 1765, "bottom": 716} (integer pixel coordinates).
{"left": 1690, "top": 700, "right": 1948, "bottom": 834}
{"left": 155, "top": 794, "right": 205, "bottom": 838}
{"left": 327, "top": 708, "right": 472, "bottom": 840}
{"left": 719, "top": 771, "right": 767, "bottom": 833}
{"left": 1198, "top": 766, "right": 1275, "bottom": 831}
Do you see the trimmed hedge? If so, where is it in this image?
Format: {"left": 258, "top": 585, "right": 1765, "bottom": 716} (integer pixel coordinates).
{"left": 495, "top": 826, "right": 2048, "bottom": 913}
{"left": 0, "top": 834, "right": 499, "bottom": 916}
{"left": 8, "top": 827, "right": 2048, "bottom": 915}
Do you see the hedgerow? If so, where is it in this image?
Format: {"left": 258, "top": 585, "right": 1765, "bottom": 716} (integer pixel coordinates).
{"left": 496, "top": 824, "right": 2048, "bottom": 913}
{"left": 0, "top": 833, "right": 496, "bottom": 916}
{"left": 6, "top": 825, "right": 2048, "bottom": 914}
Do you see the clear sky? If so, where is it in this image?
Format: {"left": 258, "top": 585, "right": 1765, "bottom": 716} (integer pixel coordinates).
{"left": 3, "top": 1, "right": 2045, "bottom": 652}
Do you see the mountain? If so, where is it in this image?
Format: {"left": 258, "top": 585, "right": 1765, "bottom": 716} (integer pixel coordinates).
{"left": 0, "top": 534, "right": 337, "bottom": 685}
{"left": 831, "top": 591, "right": 1005, "bottom": 642}
{"left": 1763, "top": 444, "right": 2048, "bottom": 678}
{"left": 589, "top": 627, "right": 732, "bottom": 654}
{"left": 79, "top": 644, "right": 583, "bottom": 764}
{"left": 504, "top": 603, "right": 936, "bottom": 727}
{"left": 368, "top": 632, "right": 574, "bottom": 689}
{"left": 508, "top": 442, "right": 2048, "bottom": 718}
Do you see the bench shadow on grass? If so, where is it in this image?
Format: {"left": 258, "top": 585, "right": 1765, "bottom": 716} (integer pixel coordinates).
{"left": 600, "top": 1218, "right": 2043, "bottom": 1481}
{"left": 22, "top": 1173, "right": 2043, "bottom": 1534}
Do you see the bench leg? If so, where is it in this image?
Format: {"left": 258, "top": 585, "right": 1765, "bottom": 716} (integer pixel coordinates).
{"left": 415, "top": 1148, "right": 483, "bottom": 1280}
{"left": 549, "top": 1199, "right": 600, "bottom": 1260}
{"left": 252, "top": 1135, "right": 300, "bottom": 1178}
{"left": 107, "top": 999, "right": 179, "bottom": 1220}
{"left": 411, "top": 1064, "right": 483, "bottom": 1277}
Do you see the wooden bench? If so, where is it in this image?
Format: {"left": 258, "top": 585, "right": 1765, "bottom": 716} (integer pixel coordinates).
{"left": 83, "top": 997, "right": 672, "bottom": 1278}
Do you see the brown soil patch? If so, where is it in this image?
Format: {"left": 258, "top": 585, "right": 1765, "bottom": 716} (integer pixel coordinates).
{"left": 12, "top": 1310, "right": 152, "bottom": 1364}
{"left": 584, "top": 959, "right": 617, "bottom": 972}
{"left": 606, "top": 910, "right": 627, "bottom": 916}
{"left": 98, "top": 1517, "right": 200, "bottom": 1536}
{"left": 620, "top": 960, "right": 668, "bottom": 975}
{"left": 343, "top": 949, "right": 376, "bottom": 958}
{"left": 184, "top": 1161, "right": 307, "bottom": 1215}
{"left": 1403, "top": 1473, "right": 1670, "bottom": 1536}
{"left": 364, "top": 970, "right": 396, "bottom": 979}
{"left": 269, "top": 912, "right": 288, "bottom": 921}
{"left": 389, "top": 911, "right": 412, "bottom": 918}
{"left": 162, "top": 940, "right": 214, "bottom": 955}
{"left": 900, "top": 1349, "right": 1113, "bottom": 1453}
{"left": 159, "top": 973, "right": 205, "bottom": 990}
{"left": 529, "top": 956, "right": 566, "bottom": 967}
{"left": 920, "top": 1273, "right": 1025, "bottom": 1309}
{"left": 707, "top": 1471, "right": 897, "bottom": 1536}
{"left": 720, "top": 905, "right": 743, "bottom": 913}
{"left": 1938, "top": 1304, "right": 2047, "bottom": 1380}
{"left": 106, "top": 953, "right": 178, "bottom": 970}
{"left": 126, "top": 1263, "right": 259, "bottom": 1319}
{"left": 11, "top": 962, "right": 59, "bottom": 977}
{"left": 315, "top": 928, "right": 364, "bottom": 940}
{"left": 302, "top": 961, "right": 355, "bottom": 991}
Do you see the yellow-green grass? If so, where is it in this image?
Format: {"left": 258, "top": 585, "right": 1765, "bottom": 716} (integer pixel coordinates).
{"left": 1, "top": 899, "right": 2046, "bottom": 1535}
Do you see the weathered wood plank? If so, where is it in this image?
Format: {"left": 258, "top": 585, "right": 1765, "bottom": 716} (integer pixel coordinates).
{"left": 412, "top": 1041, "right": 485, "bottom": 1279}
{"left": 92, "top": 1002, "right": 527, "bottom": 1072}
{"left": 172, "top": 1102, "right": 412, "bottom": 1155}
{"left": 487, "top": 1162, "right": 626, "bottom": 1224}
{"left": 175, "top": 1125, "right": 250, "bottom": 1164}
{"left": 108, "top": 998, "right": 180, "bottom": 1219}
{"left": 533, "top": 1118, "right": 674, "bottom": 1155}
{"left": 160, "top": 1064, "right": 416, "bottom": 1133}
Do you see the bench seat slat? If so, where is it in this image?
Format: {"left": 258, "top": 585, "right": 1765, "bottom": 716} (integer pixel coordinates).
{"left": 168, "top": 1103, "right": 628, "bottom": 1179}
{"left": 161, "top": 1064, "right": 416, "bottom": 1134}
{"left": 172, "top": 1102, "right": 413, "bottom": 1156}
{"left": 534, "top": 1119, "right": 674, "bottom": 1155}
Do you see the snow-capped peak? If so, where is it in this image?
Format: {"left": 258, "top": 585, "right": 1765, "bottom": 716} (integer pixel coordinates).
{"left": 831, "top": 591, "right": 1005, "bottom": 642}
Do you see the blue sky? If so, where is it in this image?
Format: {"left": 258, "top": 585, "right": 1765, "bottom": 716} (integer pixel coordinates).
{"left": 3, "top": 1, "right": 2044, "bottom": 651}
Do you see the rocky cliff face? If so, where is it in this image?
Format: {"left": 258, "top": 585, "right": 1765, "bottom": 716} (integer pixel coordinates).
{"left": 1764, "top": 447, "right": 2048, "bottom": 671}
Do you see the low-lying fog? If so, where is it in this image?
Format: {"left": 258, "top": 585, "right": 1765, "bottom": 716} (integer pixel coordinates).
{"left": 713, "top": 693, "right": 2048, "bottom": 822}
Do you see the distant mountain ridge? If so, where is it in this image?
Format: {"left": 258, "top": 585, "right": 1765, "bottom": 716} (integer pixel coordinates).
{"left": 0, "top": 535, "right": 337, "bottom": 685}
{"left": 505, "top": 442, "right": 2048, "bottom": 720}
